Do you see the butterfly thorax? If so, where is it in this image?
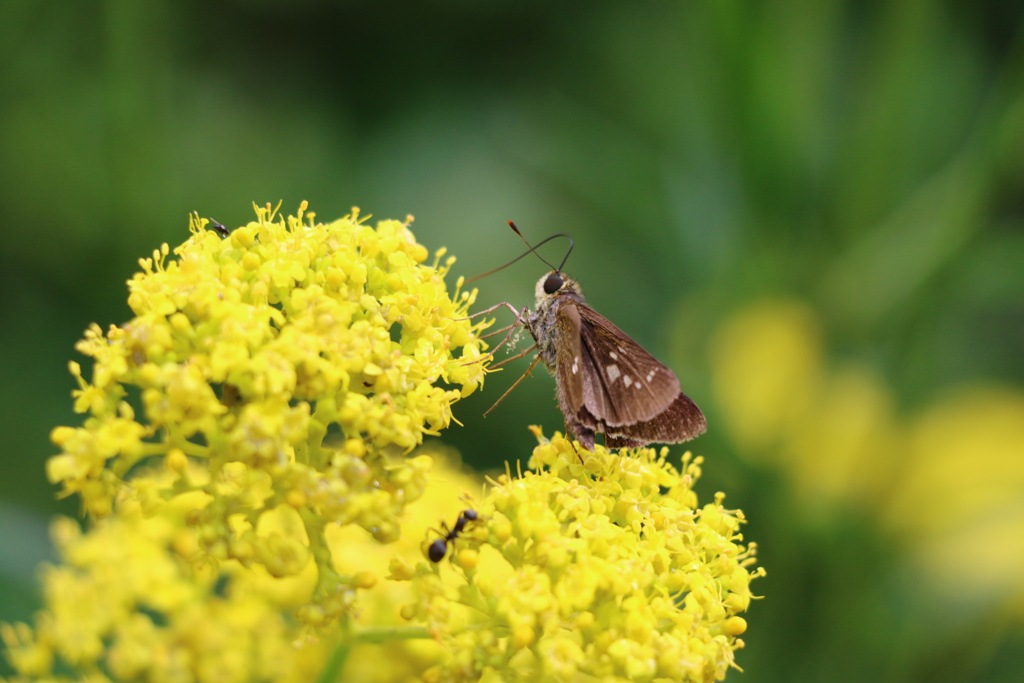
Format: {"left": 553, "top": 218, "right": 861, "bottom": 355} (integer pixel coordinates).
{"left": 528, "top": 271, "right": 585, "bottom": 373}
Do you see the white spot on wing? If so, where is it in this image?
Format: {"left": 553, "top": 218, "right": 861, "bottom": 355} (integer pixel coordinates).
{"left": 624, "top": 375, "right": 633, "bottom": 387}
{"left": 606, "top": 365, "right": 621, "bottom": 382}
{"left": 646, "top": 370, "right": 655, "bottom": 382}
{"left": 609, "top": 352, "right": 618, "bottom": 360}
{"left": 572, "top": 358, "right": 579, "bottom": 374}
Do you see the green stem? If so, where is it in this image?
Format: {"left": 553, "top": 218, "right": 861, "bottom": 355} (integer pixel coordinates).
{"left": 351, "top": 625, "right": 431, "bottom": 643}
{"left": 313, "top": 642, "right": 351, "bottom": 683}
{"left": 173, "top": 440, "right": 211, "bottom": 458}
{"left": 312, "top": 624, "right": 432, "bottom": 683}
{"left": 308, "top": 400, "right": 335, "bottom": 468}
{"left": 163, "top": 426, "right": 212, "bottom": 458}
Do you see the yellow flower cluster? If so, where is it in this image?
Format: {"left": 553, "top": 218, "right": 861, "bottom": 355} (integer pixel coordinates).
{"left": 3, "top": 205, "right": 763, "bottom": 682}
{"left": 1, "top": 450, "right": 484, "bottom": 683}
{"left": 1, "top": 486, "right": 324, "bottom": 683}
{"left": 397, "top": 430, "right": 763, "bottom": 683}
{"left": 42, "top": 203, "right": 487, "bottom": 627}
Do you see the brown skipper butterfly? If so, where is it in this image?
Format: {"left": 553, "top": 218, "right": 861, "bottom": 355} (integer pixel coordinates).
{"left": 469, "top": 222, "right": 706, "bottom": 452}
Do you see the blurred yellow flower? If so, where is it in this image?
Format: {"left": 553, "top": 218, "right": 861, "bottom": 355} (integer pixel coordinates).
{"left": 709, "top": 301, "right": 823, "bottom": 454}
{"left": 707, "top": 298, "right": 1024, "bottom": 614}
{"left": 883, "top": 386, "right": 1024, "bottom": 605}
{"left": 709, "top": 300, "right": 899, "bottom": 511}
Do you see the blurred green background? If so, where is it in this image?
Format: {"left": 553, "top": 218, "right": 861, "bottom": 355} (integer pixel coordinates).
{"left": 2, "top": 1, "right": 1023, "bottom": 681}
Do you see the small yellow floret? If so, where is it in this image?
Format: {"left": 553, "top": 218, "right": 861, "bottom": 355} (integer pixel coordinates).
{"left": 492, "top": 519, "right": 512, "bottom": 543}
{"left": 723, "top": 616, "right": 748, "bottom": 636}
{"left": 286, "top": 489, "right": 307, "bottom": 508}
{"left": 352, "top": 571, "right": 378, "bottom": 589}
{"left": 170, "top": 312, "right": 191, "bottom": 333}
{"left": 455, "top": 548, "right": 479, "bottom": 571}
{"left": 50, "top": 426, "right": 75, "bottom": 446}
{"left": 512, "top": 625, "right": 535, "bottom": 650}
{"left": 165, "top": 449, "right": 188, "bottom": 474}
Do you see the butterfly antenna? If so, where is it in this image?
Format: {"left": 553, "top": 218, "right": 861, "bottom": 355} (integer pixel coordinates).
{"left": 464, "top": 226, "right": 574, "bottom": 283}
{"left": 556, "top": 234, "right": 574, "bottom": 273}
{"left": 507, "top": 221, "right": 557, "bottom": 271}
{"left": 507, "top": 221, "right": 574, "bottom": 274}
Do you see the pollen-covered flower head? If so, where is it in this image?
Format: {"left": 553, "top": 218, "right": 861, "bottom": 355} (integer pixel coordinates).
{"left": 398, "top": 430, "right": 763, "bottom": 683}
{"left": 45, "top": 203, "right": 488, "bottom": 624}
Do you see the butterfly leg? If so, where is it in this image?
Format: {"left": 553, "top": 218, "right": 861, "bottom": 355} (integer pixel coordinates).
{"left": 462, "top": 306, "right": 530, "bottom": 366}
{"left": 488, "top": 343, "right": 538, "bottom": 370}
{"left": 482, "top": 354, "right": 542, "bottom": 417}
{"left": 561, "top": 418, "right": 585, "bottom": 465}
{"left": 478, "top": 322, "right": 517, "bottom": 340}
{"left": 452, "top": 301, "right": 522, "bottom": 321}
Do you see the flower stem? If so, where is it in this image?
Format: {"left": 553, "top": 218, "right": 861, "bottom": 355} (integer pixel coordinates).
{"left": 352, "top": 625, "right": 431, "bottom": 643}
{"left": 313, "top": 642, "right": 350, "bottom": 683}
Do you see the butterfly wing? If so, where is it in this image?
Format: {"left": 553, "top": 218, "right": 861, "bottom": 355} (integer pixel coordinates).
{"left": 553, "top": 301, "right": 587, "bottom": 416}
{"left": 553, "top": 301, "right": 706, "bottom": 448}
{"left": 551, "top": 302, "right": 599, "bottom": 450}
{"left": 572, "top": 304, "right": 682, "bottom": 425}
{"left": 604, "top": 392, "right": 707, "bottom": 448}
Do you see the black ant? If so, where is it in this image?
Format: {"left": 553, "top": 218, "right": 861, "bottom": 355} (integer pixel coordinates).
{"left": 428, "top": 509, "right": 478, "bottom": 563}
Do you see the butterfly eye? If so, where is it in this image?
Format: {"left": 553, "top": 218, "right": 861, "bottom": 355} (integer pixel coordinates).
{"left": 543, "top": 273, "right": 564, "bottom": 294}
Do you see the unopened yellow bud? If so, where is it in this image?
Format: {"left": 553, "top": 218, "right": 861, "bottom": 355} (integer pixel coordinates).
{"left": 241, "top": 251, "right": 261, "bottom": 271}
{"left": 352, "top": 571, "right": 377, "bottom": 589}
{"left": 231, "top": 225, "right": 255, "bottom": 247}
{"left": 170, "top": 313, "right": 191, "bottom": 333}
{"left": 492, "top": 519, "right": 512, "bottom": 543}
{"left": 455, "top": 548, "right": 479, "bottom": 571}
{"left": 45, "top": 454, "right": 78, "bottom": 483}
{"left": 410, "top": 243, "right": 428, "bottom": 263}
{"left": 165, "top": 448, "right": 188, "bottom": 474}
{"left": 344, "top": 439, "right": 366, "bottom": 457}
{"left": 512, "top": 625, "right": 535, "bottom": 650}
{"left": 49, "top": 426, "right": 75, "bottom": 446}
{"left": 388, "top": 556, "right": 416, "bottom": 581}
{"left": 723, "top": 616, "right": 747, "bottom": 636}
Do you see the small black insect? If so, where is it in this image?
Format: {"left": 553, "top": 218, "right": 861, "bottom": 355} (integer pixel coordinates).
{"left": 428, "top": 509, "right": 478, "bottom": 563}
{"left": 207, "top": 217, "right": 230, "bottom": 237}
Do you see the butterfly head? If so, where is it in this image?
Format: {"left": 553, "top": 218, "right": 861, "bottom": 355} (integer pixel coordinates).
{"left": 535, "top": 270, "right": 583, "bottom": 307}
